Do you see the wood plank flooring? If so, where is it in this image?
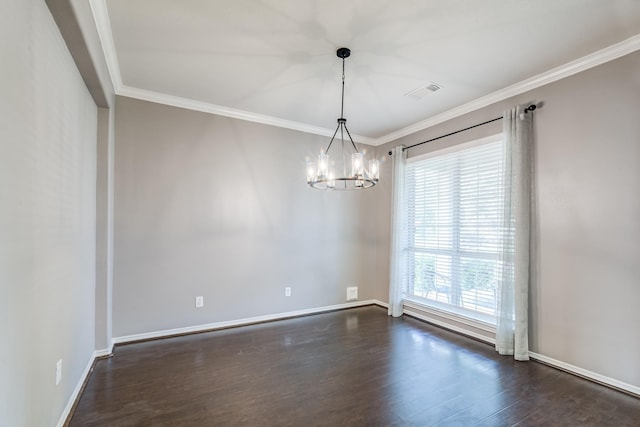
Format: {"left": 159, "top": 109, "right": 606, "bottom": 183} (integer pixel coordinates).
{"left": 69, "top": 306, "right": 640, "bottom": 426}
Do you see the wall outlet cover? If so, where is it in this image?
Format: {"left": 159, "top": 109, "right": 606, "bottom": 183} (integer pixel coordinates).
{"left": 347, "top": 286, "right": 358, "bottom": 301}
{"left": 285, "top": 287, "right": 291, "bottom": 297}
{"left": 195, "top": 296, "right": 204, "bottom": 308}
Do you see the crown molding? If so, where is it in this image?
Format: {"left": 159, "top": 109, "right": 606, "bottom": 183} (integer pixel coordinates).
{"left": 117, "top": 85, "right": 377, "bottom": 144}
{"left": 88, "top": 0, "right": 639, "bottom": 147}
{"left": 374, "top": 33, "right": 640, "bottom": 145}
{"left": 88, "top": 0, "right": 122, "bottom": 91}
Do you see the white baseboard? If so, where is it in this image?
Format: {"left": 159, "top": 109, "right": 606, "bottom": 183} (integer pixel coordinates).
{"left": 403, "top": 300, "right": 496, "bottom": 334}
{"left": 113, "top": 300, "right": 380, "bottom": 344}
{"left": 529, "top": 351, "right": 640, "bottom": 397}
{"left": 402, "top": 305, "right": 496, "bottom": 345}
{"left": 56, "top": 350, "right": 98, "bottom": 427}
{"left": 94, "top": 340, "right": 114, "bottom": 358}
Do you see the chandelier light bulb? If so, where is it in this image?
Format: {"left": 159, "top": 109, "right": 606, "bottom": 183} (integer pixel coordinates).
{"left": 317, "top": 153, "right": 329, "bottom": 179}
{"left": 327, "top": 171, "right": 335, "bottom": 189}
{"left": 351, "top": 153, "right": 364, "bottom": 178}
{"left": 306, "top": 162, "right": 315, "bottom": 183}
{"left": 369, "top": 159, "right": 380, "bottom": 181}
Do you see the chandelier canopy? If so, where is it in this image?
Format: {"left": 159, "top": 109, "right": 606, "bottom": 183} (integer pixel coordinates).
{"left": 307, "top": 48, "right": 379, "bottom": 190}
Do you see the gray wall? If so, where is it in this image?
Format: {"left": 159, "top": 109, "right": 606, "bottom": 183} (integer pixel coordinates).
{"left": 376, "top": 51, "right": 640, "bottom": 388}
{"left": 0, "top": 0, "right": 98, "bottom": 425}
{"left": 113, "top": 97, "right": 381, "bottom": 337}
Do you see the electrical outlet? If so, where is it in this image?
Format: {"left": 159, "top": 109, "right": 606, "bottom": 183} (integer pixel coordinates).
{"left": 195, "top": 296, "right": 204, "bottom": 308}
{"left": 56, "top": 359, "right": 62, "bottom": 385}
{"left": 285, "top": 287, "right": 291, "bottom": 297}
{"left": 347, "top": 286, "right": 358, "bottom": 301}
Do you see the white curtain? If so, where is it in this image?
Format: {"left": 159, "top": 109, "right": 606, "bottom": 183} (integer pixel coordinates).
{"left": 496, "top": 105, "right": 533, "bottom": 360}
{"left": 388, "top": 146, "right": 407, "bottom": 317}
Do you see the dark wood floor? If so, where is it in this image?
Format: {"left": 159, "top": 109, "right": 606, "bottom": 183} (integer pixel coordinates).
{"left": 69, "top": 306, "right": 640, "bottom": 426}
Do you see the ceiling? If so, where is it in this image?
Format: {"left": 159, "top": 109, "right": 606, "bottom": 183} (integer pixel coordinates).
{"left": 99, "top": 0, "right": 640, "bottom": 144}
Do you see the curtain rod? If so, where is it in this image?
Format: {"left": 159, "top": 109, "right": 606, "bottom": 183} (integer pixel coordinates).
{"left": 387, "top": 104, "right": 537, "bottom": 156}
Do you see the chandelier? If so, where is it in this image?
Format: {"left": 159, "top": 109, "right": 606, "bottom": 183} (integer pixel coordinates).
{"left": 306, "top": 48, "right": 379, "bottom": 190}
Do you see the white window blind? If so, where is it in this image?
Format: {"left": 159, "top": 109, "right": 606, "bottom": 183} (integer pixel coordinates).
{"left": 405, "top": 139, "right": 505, "bottom": 323}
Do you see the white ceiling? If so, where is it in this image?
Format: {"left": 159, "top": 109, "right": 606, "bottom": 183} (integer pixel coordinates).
{"left": 100, "top": 0, "right": 640, "bottom": 143}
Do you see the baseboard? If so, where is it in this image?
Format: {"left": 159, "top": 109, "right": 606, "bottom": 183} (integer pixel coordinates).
{"left": 56, "top": 350, "right": 98, "bottom": 427}
{"left": 403, "top": 300, "right": 496, "bottom": 334}
{"left": 113, "top": 300, "right": 379, "bottom": 344}
{"left": 94, "top": 340, "right": 114, "bottom": 358}
{"left": 529, "top": 351, "right": 640, "bottom": 398}
{"left": 373, "top": 299, "right": 389, "bottom": 308}
{"left": 402, "top": 305, "right": 496, "bottom": 345}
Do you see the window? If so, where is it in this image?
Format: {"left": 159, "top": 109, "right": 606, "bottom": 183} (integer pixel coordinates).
{"left": 404, "top": 136, "right": 506, "bottom": 324}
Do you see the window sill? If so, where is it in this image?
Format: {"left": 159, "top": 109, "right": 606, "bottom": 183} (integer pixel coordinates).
{"left": 403, "top": 297, "right": 496, "bottom": 335}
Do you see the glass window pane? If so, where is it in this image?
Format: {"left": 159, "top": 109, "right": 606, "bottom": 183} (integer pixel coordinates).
{"left": 405, "top": 139, "right": 505, "bottom": 323}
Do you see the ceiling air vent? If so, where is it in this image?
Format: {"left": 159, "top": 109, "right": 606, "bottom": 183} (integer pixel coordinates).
{"left": 405, "top": 82, "right": 442, "bottom": 100}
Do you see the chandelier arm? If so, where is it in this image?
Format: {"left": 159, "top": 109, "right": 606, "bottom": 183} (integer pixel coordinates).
{"left": 342, "top": 123, "right": 359, "bottom": 153}
{"left": 324, "top": 122, "right": 341, "bottom": 153}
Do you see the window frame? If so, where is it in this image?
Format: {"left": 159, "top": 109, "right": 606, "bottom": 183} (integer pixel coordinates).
{"left": 403, "top": 134, "right": 503, "bottom": 328}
